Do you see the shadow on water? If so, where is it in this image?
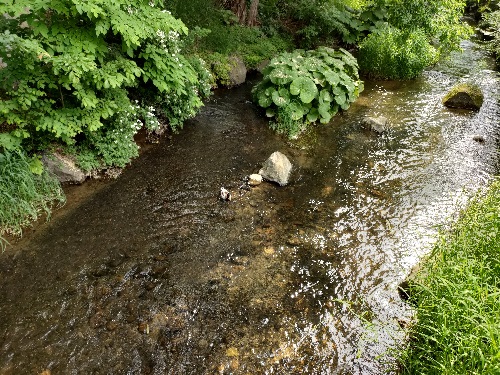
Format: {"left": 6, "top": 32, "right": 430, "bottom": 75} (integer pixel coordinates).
{"left": 1, "top": 39, "right": 499, "bottom": 374}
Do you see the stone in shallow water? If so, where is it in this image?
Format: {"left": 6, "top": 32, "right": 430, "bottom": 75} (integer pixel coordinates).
{"left": 362, "top": 116, "right": 388, "bottom": 134}
{"left": 442, "top": 82, "right": 484, "bottom": 110}
{"left": 248, "top": 174, "right": 263, "bottom": 186}
{"left": 259, "top": 151, "right": 292, "bottom": 186}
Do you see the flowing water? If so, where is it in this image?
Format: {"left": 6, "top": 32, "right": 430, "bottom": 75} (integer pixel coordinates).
{"left": 1, "top": 39, "right": 500, "bottom": 375}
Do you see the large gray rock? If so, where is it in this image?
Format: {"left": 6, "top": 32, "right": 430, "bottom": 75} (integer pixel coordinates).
{"left": 228, "top": 56, "right": 247, "bottom": 86}
{"left": 362, "top": 116, "right": 388, "bottom": 133}
{"left": 442, "top": 82, "right": 484, "bottom": 110}
{"left": 42, "top": 153, "right": 86, "bottom": 184}
{"left": 259, "top": 151, "right": 292, "bottom": 186}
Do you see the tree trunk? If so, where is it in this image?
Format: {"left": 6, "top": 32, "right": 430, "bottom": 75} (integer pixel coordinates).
{"left": 232, "top": 0, "right": 247, "bottom": 25}
{"left": 222, "top": 0, "right": 259, "bottom": 26}
{"left": 246, "top": 0, "right": 259, "bottom": 26}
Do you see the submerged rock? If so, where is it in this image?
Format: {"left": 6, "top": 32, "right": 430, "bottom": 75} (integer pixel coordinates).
{"left": 259, "top": 151, "right": 293, "bottom": 186}
{"left": 473, "top": 135, "right": 485, "bottom": 143}
{"left": 442, "top": 82, "right": 484, "bottom": 110}
{"left": 362, "top": 116, "right": 389, "bottom": 134}
{"left": 42, "top": 152, "right": 86, "bottom": 184}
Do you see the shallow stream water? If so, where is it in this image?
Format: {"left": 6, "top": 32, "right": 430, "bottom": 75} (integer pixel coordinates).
{"left": 1, "top": 39, "right": 499, "bottom": 374}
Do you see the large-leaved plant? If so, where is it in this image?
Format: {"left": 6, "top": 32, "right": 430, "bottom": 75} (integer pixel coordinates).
{"left": 252, "top": 47, "right": 363, "bottom": 137}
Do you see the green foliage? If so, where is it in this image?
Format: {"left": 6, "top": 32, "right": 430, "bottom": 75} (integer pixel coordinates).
{"left": 285, "top": 0, "right": 365, "bottom": 46}
{"left": 201, "top": 52, "right": 233, "bottom": 86}
{"left": 356, "top": 0, "right": 470, "bottom": 79}
{"left": 0, "top": 150, "right": 65, "bottom": 250}
{"left": 384, "top": 0, "right": 471, "bottom": 55}
{"left": 358, "top": 26, "right": 438, "bottom": 79}
{"left": 480, "top": 10, "right": 500, "bottom": 66}
{"left": 253, "top": 47, "right": 363, "bottom": 137}
{"left": 0, "top": 0, "right": 210, "bottom": 167}
{"left": 402, "top": 179, "right": 500, "bottom": 374}
{"left": 147, "top": 55, "right": 213, "bottom": 130}
{"left": 166, "top": 0, "right": 292, "bottom": 80}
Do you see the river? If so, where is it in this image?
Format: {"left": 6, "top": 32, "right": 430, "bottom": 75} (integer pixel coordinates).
{"left": 1, "top": 37, "right": 499, "bottom": 374}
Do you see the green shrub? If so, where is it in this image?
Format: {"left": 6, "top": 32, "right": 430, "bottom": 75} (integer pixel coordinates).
{"left": 288, "top": 0, "right": 364, "bottom": 46}
{"left": 0, "top": 151, "right": 65, "bottom": 250}
{"left": 0, "top": 0, "right": 209, "bottom": 166}
{"left": 480, "top": 10, "right": 500, "bottom": 66}
{"left": 252, "top": 47, "right": 363, "bottom": 137}
{"left": 402, "top": 179, "right": 500, "bottom": 374}
{"left": 385, "top": 0, "right": 470, "bottom": 55}
{"left": 358, "top": 26, "right": 438, "bottom": 79}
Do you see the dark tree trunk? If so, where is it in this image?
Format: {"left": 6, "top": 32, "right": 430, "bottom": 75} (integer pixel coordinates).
{"left": 221, "top": 0, "right": 259, "bottom": 26}
{"left": 246, "top": 0, "right": 259, "bottom": 26}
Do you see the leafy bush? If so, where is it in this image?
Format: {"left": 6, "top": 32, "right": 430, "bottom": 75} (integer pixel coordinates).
{"left": 288, "top": 0, "right": 364, "bottom": 46}
{"left": 0, "top": 150, "right": 65, "bottom": 250}
{"left": 252, "top": 47, "right": 363, "bottom": 137}
{"left": 385, "top": 0, "right": 470, "bottom": 55}
{"left": 0, "top": 0, "right": 210, "bottom": 167}
{"left": 358, "top": 26, "right": 438, "bottom": 79}
{"left": 480, "top": 10, "right": 500, "bottom": 66}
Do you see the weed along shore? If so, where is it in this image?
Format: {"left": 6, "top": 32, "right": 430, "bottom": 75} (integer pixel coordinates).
{"left": 401, "top": 179, "right": 500, "bottom": 373}
{"left": 2, "top": 0, "right": 500, "bottom": 374}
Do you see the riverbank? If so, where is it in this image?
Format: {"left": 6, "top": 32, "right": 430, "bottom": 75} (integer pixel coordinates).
{"left": 401, "top": 179, "right": 500, "bottom": 373}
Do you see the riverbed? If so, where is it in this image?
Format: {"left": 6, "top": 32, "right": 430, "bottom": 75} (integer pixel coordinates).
{"left": 1, "top": 38, "right": 499, "bottom": 374}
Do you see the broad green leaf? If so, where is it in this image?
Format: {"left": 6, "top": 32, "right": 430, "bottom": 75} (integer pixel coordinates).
{"left": 320, "top": 89, "right": 333, "bottom": 103}
{"left": 323, "top": 70, "right": 340, "bottom": 86}
{"left": 334, "top": 92, "right": 347, "bottom": 106}
{"left": 289, "top": 77, "right": 318, "bottom": 104}
{"left": 288, "top": 101, "right": 306, "bottom": 121}
{"left": 29, "top": 157, "right": 44, "bottom": 175}
{"left": 269, "top": 67, "right": 296, "bottom": 85}
{"left": 0, "top": 133, "right": 22, "bottom": 151}
{"left": 258, "top": 95, "right": 273, "bottom": 108}
{"left": 307, "top": 108, "right": 319, "bottom": 123}
{"left": 272, "top": 88, "right": 291, "bottom": 107}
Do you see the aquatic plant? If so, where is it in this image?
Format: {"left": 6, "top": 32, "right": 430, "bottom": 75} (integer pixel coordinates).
{"left": 401, "top": 179, "right": 500, "bottom": 374}
{"left": 252, "top": 47, "right": 363, "bottom": 137}
{"left": 0, "top": 151, "right": 65, "bottom": 250}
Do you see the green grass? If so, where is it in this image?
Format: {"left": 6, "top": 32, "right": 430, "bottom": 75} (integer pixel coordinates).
{"left": 0, "top": 151, "right": 65, "bottom": 250}
{"left": 401, "top": 179, "right": 500, "bottom": 374}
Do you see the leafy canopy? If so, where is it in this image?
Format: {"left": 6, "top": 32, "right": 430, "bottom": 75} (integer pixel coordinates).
{"left": 0, "top": 0, "right": 210, "bottom": 167}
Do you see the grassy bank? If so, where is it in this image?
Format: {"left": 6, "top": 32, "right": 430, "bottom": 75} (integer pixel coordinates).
{"left": 0, "top": 151, "right": 65, "bottom": 251}
{"left": 401, "top": 179, "right": 500, "bottom": 374}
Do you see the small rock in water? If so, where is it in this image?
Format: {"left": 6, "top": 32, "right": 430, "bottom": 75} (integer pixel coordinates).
{"left": 362, "top": 116, "right": 388, "bottom": 134}
{"left": 473, "top": 135, "right": 485, "bottom": 143}
{"left": 248, "top": 174, "right": 263, "bottom": 186}
{"left": 220, "top": 187, "right": 232, "bottom": 201}
{"left": 226, "top": 347, "right": 239, "bottom": 357}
